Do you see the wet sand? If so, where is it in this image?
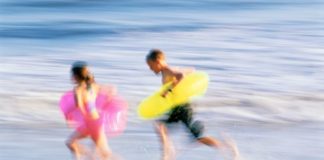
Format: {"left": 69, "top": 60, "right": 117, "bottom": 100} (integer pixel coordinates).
{"left": 1, "top": 121, "right": 323, "bottom": 160}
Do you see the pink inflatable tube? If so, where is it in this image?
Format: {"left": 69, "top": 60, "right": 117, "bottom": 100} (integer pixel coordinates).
{"left": 59, "top": 90, "right": 128, "bottom": 137}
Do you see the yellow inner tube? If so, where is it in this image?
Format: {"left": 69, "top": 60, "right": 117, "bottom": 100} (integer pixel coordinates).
{"left": 138, "top": 71, "right": 209, "bottom": 119}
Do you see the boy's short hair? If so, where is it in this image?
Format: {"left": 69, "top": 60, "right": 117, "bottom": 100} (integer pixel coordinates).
{"left": 146, "top": 49, "right": 165, "bottom": 61}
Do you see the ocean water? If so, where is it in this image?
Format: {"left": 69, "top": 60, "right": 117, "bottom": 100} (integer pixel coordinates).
{"left": 1, "top": 0, "right": 324, "bottom": 160}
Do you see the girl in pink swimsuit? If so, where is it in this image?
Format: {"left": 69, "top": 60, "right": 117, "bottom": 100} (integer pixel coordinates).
{"left": 65, "top": 61, "right": 111, "bottom": 160}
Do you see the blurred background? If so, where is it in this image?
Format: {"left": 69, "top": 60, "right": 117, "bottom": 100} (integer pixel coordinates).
{"left": 0, "top": 0, "right": 324, "bottom": 160}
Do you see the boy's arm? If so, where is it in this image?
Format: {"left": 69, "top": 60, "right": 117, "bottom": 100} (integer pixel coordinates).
{"left": 171, "top": 70, "right": 184, "bottom": 87}
{"left": 179, "top": 67, "right": 195, "bottom": 75}
{"left": 161, "top": 68, "right": 184, "bottom": 97}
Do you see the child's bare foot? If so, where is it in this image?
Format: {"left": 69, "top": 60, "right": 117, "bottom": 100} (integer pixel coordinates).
{"left": 219, "top": 133, "right": 240, "bottom": 160}
{"left": 225, "top": 139, "right": 240, "bottom": 160}
{"left": 162, "top": 142, "right": 176, "bottom": 160}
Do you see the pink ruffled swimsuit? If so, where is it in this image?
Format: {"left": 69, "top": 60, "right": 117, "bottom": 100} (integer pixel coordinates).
{"left": 76, "top": 88, "right": 103, "bottom": 139}
{"left": 60, "top": 89, "right": 128, "bottom": 138}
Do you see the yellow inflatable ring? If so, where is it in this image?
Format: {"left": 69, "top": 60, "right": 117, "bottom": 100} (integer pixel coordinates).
{"left": 138, "top": 71, "right": 209, "bottom": 119}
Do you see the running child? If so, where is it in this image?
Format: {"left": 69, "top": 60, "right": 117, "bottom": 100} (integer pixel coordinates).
{"left": 64, "top": 61, "right": 112, "bottom": 160}
{"left": 146, "top": 49, "right": 239, "bottom": 160}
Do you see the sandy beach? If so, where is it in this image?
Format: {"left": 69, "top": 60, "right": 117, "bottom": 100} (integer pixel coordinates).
{"left": 1, "top": 120, "right": 323, "bottom": 160}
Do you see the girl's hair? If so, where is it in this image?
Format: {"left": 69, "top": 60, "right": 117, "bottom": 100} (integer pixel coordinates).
{"left": 71, "top": 61, "right": 94, "bottom": 89}
{"left": 146, "top": 49, "right": 165, "bottom": 61}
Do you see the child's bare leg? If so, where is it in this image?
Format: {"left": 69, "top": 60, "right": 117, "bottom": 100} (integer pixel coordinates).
{"left": 66, "top": 131, "right": 88, "bottom": 160}
{"left": 155, "top": 122, "right": 175, "bottom": 160}
{"left": 197, "top": 136, "right": 222, "bottom": 148}
{"left": 92, "top": 131, "right": 111, "bottom": 160}
{"left": 198, "top": 136, "right": 240, "bottom": 160}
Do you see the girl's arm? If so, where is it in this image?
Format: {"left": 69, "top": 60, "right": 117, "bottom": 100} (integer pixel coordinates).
{"left": 100, "top": 84, "right": 117, "bottom": 98}
{"left": 74, "top": 89, "right": 87, "bottom": 116}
